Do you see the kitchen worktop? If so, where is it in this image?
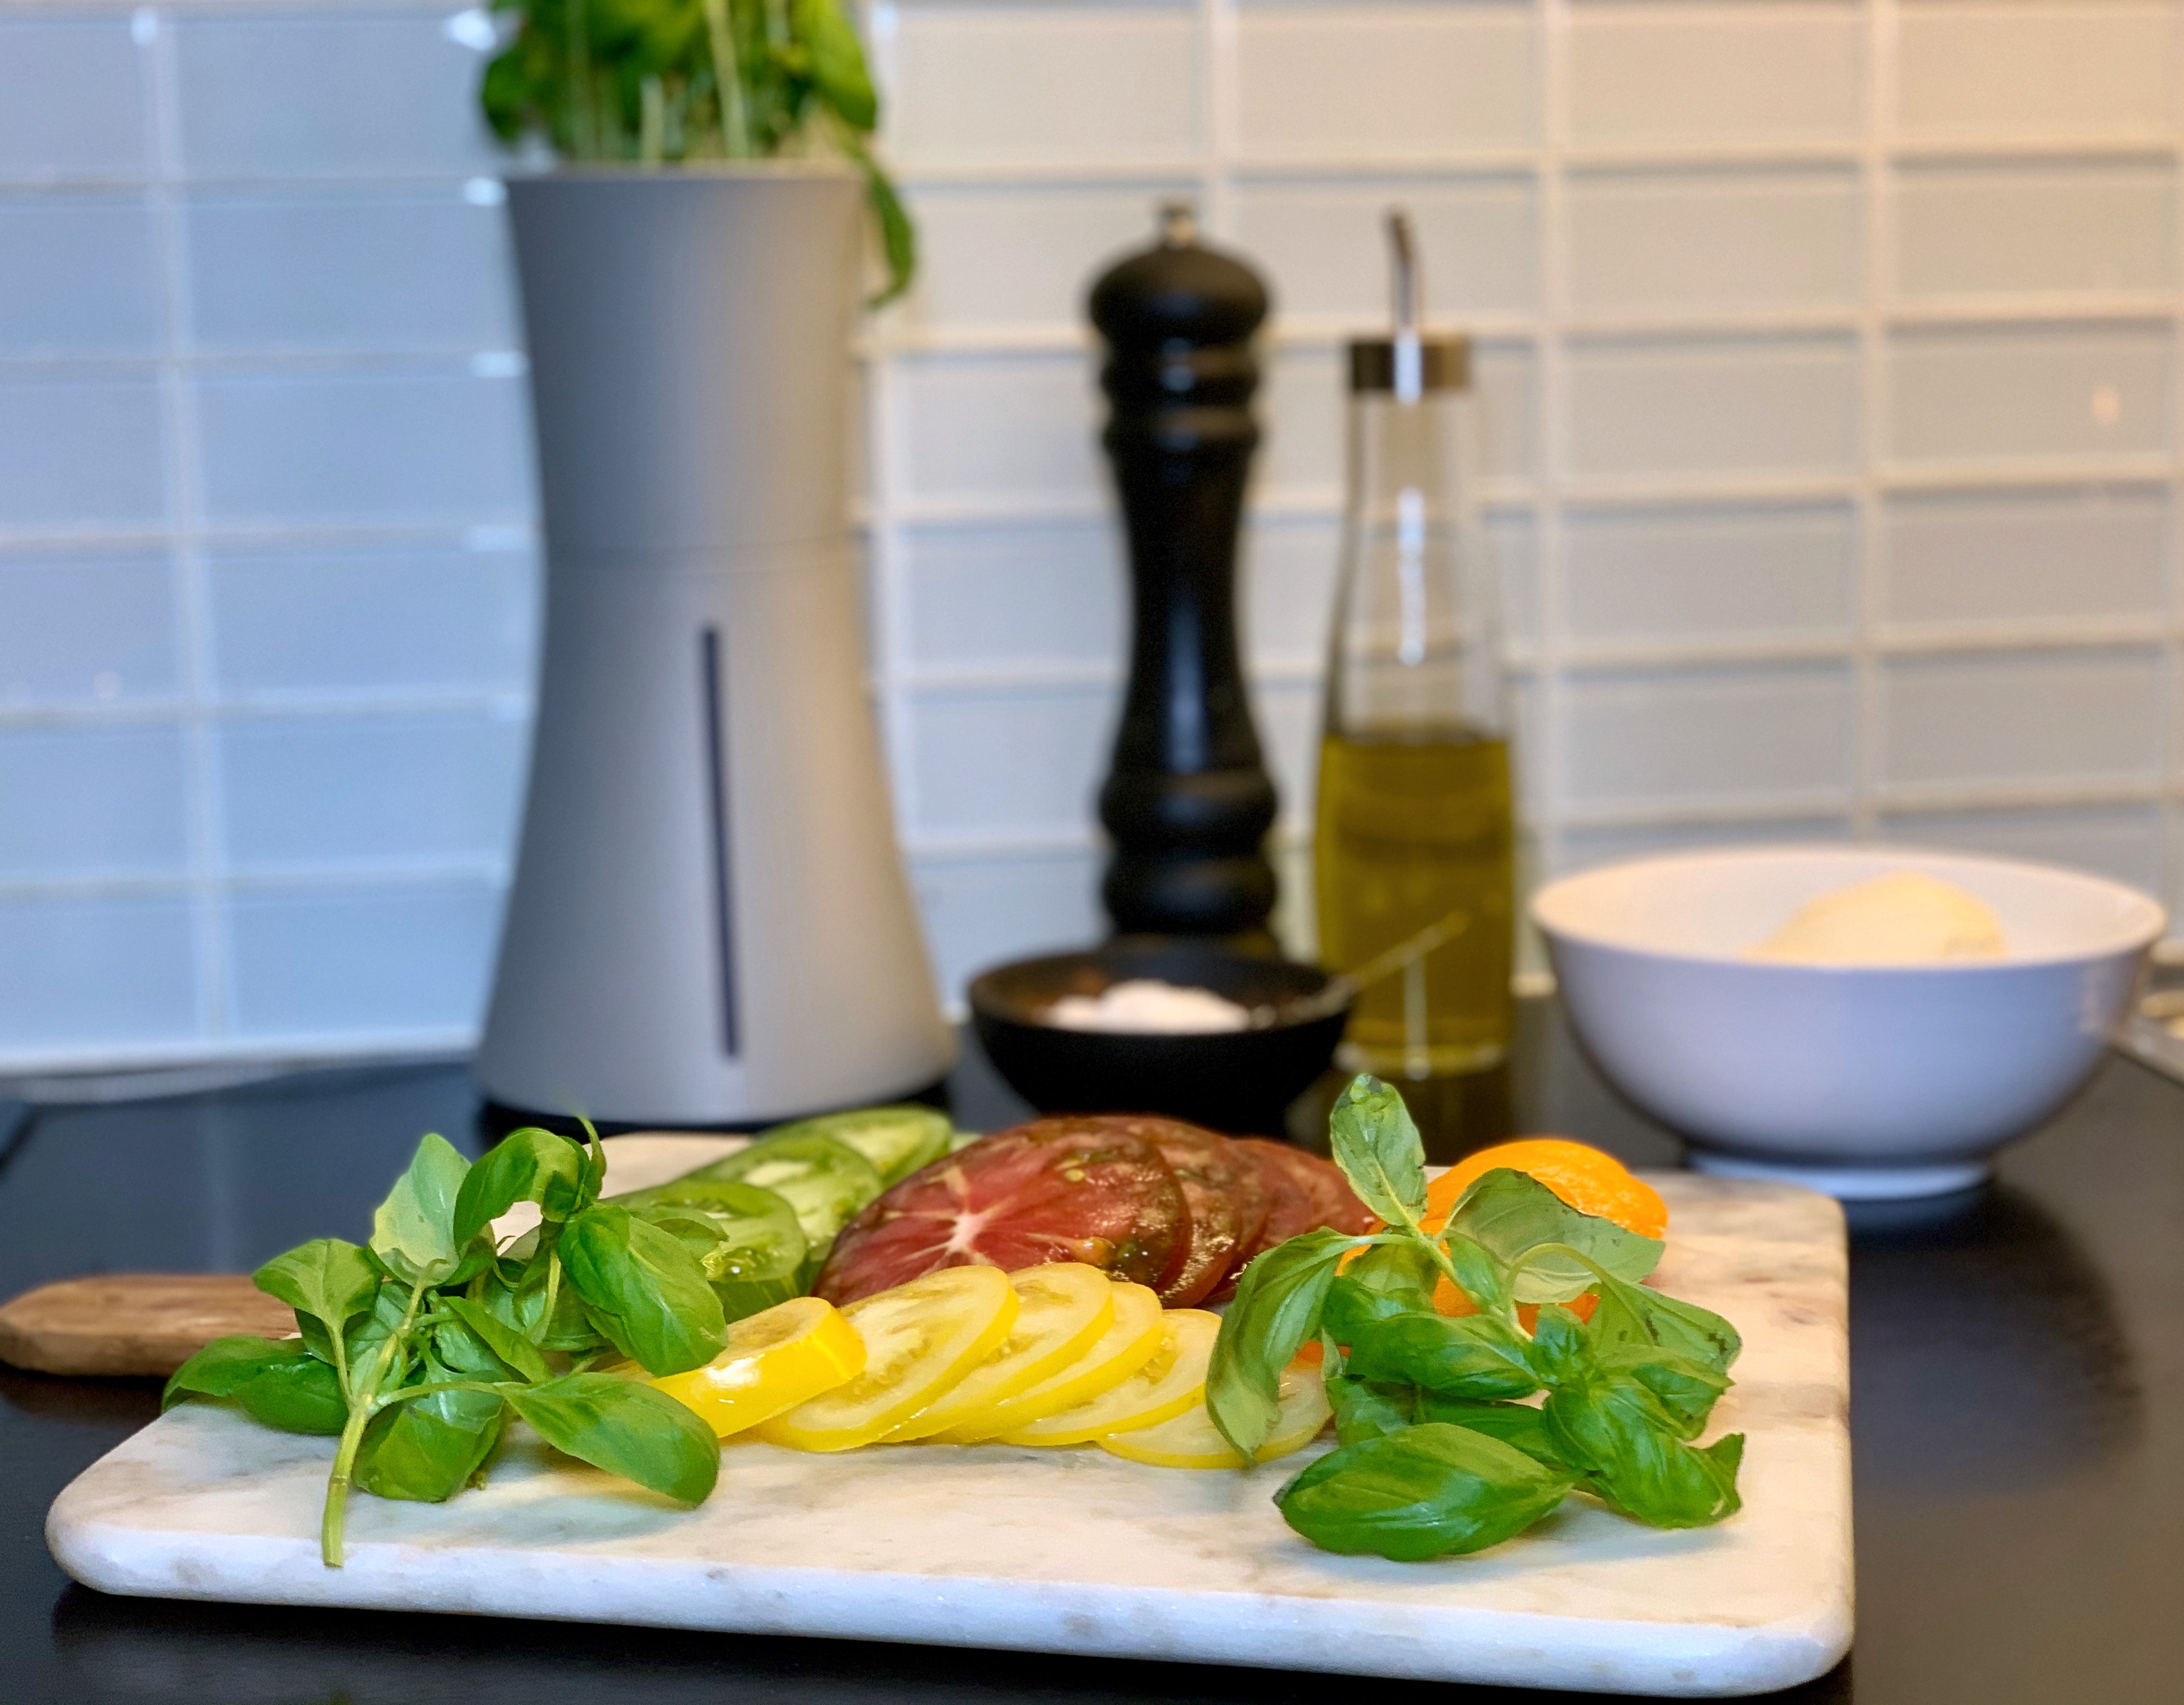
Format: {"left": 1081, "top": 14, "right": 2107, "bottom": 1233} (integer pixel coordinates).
{"left": 5, "top": 1003, "right": 2182, "bottom": 1703}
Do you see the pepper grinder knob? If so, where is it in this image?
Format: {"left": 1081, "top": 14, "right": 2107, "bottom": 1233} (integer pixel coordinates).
{"left": 1087, "top": 202, "right": 1279, "bottom": 942}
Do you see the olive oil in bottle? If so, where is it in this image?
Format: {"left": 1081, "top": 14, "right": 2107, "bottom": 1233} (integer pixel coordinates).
{"left": 1316, "top": 727, "right": 1513, "bottom": 1077}
{"left": 1314, "top": 211, "right": 1514, "bottom": 1077}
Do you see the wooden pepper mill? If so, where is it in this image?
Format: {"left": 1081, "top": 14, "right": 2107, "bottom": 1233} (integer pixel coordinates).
{"left": 1088, "top": 202, "right": 1279, "bottom": 941}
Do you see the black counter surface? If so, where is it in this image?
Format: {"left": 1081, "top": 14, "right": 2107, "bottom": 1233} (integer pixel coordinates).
{"left": 3, "top": 1003, "right": 2180, "bottom": 1703}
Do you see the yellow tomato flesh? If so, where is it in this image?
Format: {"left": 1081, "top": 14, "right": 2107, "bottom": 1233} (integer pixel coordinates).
{"left": 995, "top": 1309, "right": 1220, "bottom": 1447}
{"left": 758, "top": 1264, "right": 1018, "bottom": 1452}
{"left": 887, "top": 1263, "right": 1115, "bottom": 1442}
{"left": 1098, "top": 1360, "right": 1331, "bottom": 1469}
{"left": 930, "top": 1282, "right": 1166, "bottom": 1444}
{"left": 646, "top": 1296, "right": 865, "bottom": 1440}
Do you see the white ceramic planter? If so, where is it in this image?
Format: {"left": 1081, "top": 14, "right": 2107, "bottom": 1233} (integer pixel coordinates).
{"left": 478, "top": 167, "right": 953, "bottom": 1128}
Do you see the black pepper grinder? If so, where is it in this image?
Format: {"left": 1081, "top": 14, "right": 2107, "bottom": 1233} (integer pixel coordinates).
{"left": 1088, "top": 202, "right": 1279, "bottom": 943}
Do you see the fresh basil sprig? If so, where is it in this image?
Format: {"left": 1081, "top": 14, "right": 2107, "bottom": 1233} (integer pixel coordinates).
{"left": 165, "top": 1124, "right": 726, "bottom": 1567}
{"left": 1207, "top": 1074, "right": 1747, "bottom": 1562}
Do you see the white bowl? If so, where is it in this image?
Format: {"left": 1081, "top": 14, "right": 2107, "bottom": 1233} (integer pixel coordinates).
{"left": 1531, "top": 846, "right": 2165, "bottom": 1199}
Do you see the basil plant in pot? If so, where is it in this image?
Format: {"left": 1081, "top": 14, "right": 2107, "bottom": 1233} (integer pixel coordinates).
{"left": 467, "top": 2, "right": 957, "bottom": 1132}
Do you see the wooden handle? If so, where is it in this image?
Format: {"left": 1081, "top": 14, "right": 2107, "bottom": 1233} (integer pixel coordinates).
{"left": 0, "top": 1274, "right": 295, "bottom": 1378}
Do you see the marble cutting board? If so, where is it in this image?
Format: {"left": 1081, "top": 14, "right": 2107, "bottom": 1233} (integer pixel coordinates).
{"left": 47, "top": 1148, "right": 1851, "bottom": 1699}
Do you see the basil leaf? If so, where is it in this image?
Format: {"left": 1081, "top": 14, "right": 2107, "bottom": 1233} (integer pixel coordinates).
{"left": 558, "top": 1204, "right": 726, "bottom": 1376}
{"left": 1449, "top": 1169, "right": 1664, "bottom": 1304}
{"left": 1276, "top": 1422, "right": 1576, "bottom": 1561}
{"left": 165, "top": 1336, "right": 350, "bottom": 1435}
{"left": 791, "top": 0, "right": 877, "bottom": 130}
{"left": 1592, "top": 1345, "right": 1729, "bottom": 1441}
{"left": 1339, "top": 1239, "right": 1437, "bottom": 1310}
{"left": 1436, "top": 1229, "right": 1512, "bottom": 1316}
{"left": 1587, "top": 1271, "right": 1742, "bottom": 1376}
{"left": 253, "top": 1238, "right": 377, "bottom": 1347}
{"left": 370, "top": 1132, "right": 474, "bottom": 1286}
{"left": 1324, "top": 1366, "right": 1414, "bottom": 1446}
{"left": 342, "top": 1280, "right": 412, "bottom": 1394}
{"left": 1342, "top": 1309, "right": 1541, "bottom": 1401}
{"left": 1206, "top": 1227, "right": 1359, "bottom": 1459}
{"left": 230, "top": 1353, "right": 349, "bottom": 1435}
{"left": 1543, "top": 1372, "right": 1744, "bottom": 1528}
{"left": 355, "top": 1351, "right": 508, "bottom": 1504}
{"left": 1321, "top": 1271, "right": 1427, "bottom": 1345}
{"left": 162, "top": 1335, "right": 296, "bottom": 1411}
{"left": 504, "top": 1373, "right": 720, "bottom": 1504}
{"left": 452, "top": 1126, "right": 589, "bottom": 1248}
{"left": 1526, "top": 1302, "right": 1592, "bottom": 1385}
{"left": 1415, "top": 1394, "right": 1574, "bottom": 1472}
{"left": 440, "top": 1295, "right": 550, "bottom": 1385}
{"left": 1326, "top": 1075, "right": 1428, "bottom": 1226}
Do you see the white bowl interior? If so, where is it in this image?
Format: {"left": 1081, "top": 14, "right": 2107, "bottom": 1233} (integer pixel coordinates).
{"left": 1532, "top": 845, "right": 2165, "bottom": 967}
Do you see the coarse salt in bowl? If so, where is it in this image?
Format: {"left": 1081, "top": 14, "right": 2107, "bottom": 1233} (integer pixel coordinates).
{"left": 1532, "top": 845, "right": 2165, "bottom": 1199}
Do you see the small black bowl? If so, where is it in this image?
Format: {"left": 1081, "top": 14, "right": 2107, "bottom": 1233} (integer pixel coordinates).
{"left": 967, "top": 939, "right": 1352, "bottom": 1136}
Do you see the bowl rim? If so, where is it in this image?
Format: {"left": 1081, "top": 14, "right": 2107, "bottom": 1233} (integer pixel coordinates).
{"left": 1530, "top": 842, "right": 2168, "bottom": 972}
{"left": 965, "top": 945, "right": 1344, "bottom": 1035}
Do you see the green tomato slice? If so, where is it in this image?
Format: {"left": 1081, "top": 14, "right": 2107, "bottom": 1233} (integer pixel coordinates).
{"left": 683, "top": 1132, "right": 884, "bottom": 1255}
{"left": 611, "top": 1178, "right": 808, "bottom": 1286}
{"left": 766, "top": 1105, "right": 952, "bottom": 1186}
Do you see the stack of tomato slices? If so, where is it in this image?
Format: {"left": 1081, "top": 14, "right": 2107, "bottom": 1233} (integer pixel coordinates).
{"left": 811, "top": 1114, "right": 1375, "bottom": 1309}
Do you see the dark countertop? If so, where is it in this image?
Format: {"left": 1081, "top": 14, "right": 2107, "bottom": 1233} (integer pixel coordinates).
{"left": 3, "top": 1004, "right": 2179, "bottom": 1703}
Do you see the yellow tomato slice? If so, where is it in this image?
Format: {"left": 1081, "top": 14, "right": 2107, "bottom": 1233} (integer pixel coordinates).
{"left": 888, "top": 1264, "right": 1115, "bottom": 1442}
{"left": 995, "top": 1308, "right": 1220, "bottom": 1447}
{"left": 1098, "top": 1360, "right": 1331, "bottom": 1469}
{"left": 757, "top": 1265, "right": 1018, "bottom": 1452}
{"left": 646, "top": 1296, "right": 864, "bottom": 1440}
{"left": 930, "top": 1282, "right": 1166, "bottom": 1445}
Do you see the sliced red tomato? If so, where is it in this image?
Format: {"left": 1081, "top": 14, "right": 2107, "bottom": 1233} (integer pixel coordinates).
{"left": 1145, "top": 1121, "right": 1269, "bottom": 1307}
{"left": 1221, "top": 1138, "right": 1375, "bottom": 1291}
{"left": 811, "top": 1119, "right": 1191, "bottom": 1305}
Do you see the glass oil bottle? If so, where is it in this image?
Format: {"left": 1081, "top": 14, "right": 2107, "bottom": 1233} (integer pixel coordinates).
{"left": 1314, "top": 212, "right": 1514, "bottom": 1079}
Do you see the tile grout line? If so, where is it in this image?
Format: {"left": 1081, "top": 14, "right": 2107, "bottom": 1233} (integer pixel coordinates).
{"left": 138, "top": 3, "right": 232, "bottom": 1043}
{"left": 1534, "top": 0, "right": 1570, "bottom": 881}
{"left": 1848, "top": 0, "right": 1894, "bottom": 844}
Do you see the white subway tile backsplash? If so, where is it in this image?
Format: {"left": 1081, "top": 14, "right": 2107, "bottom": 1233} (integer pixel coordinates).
{"left": 888, "top": 5, "right": 1200, "bottom": 169}
{"left": 1567, "top": 10, "right": 1861, "bottom": 149}
{"left": 218, "top": 713, "right": 526, "bottom": 869}
{"left": 1563, "top": 664, "right": 1855, "bottom": 814}
{"left": 891, "top": 182, "right": 1192, "bottom": 334}
{"left": 1880, "top": 649, "right": 2163, "bottom": 790}
{"left": 209, "top": 545, "right": 537, "bottom": 696}
{"left": 1235, "top": 5, "right": 1537, "bottom": 161}
{"left": 1897, "top": 6, "right": 2174, "bottom": 142}
{"left": 184, "top": 190, "right": 517, "bottom": 354}
{"left": 195, "top": 372, "right": 531, "bottom": 528}
{"left": 0, "top": 554, "right": 179, "bottom": 706}
{"left": 1888, "top": 325, "right": 2172, "bottom": 467}
{"left": 1894, "top": 162, "right": 2176, "bottom": 302}
{"left": 0, "top": 725, "right": 189, "bottom": 880}
{"left": 905, "top": 685, "right": 1110, "bottom": 837}
{"left": 1564, "top": 505, "right": 1856, "bottom": 646}
{"left": 1556, "top": 816, "right": 1853, "bottom": 878}
{"left": 901, "top": 520, "right": 1122, "bottom": 671}
{"left": 0, "top": 895, "right": 197, "bottom": 1054}
{"left": 1877, "top": 804, "right": 2163, "bottom": 896}
{"left": 0, "top": 194, "right": 160, "bottom": 357}
{"left": 1234, "top": 176, "right": 1537, "bottom": 319}
{"left": 1565, "top": 335, "right": 1859, "bottom": 481}
{"left": 0, "top": 379, "right": 166, "bottom": 533}
{"left": 895, "top": 354, "right": 1102, "bottom": 507}
{"left": 910, "top": 849, "right": 1101, "bottom": 998}
{"left": 1565, "top": 169, "right": 1859, "bottom": 316}
{"left": 226, "top": 880, "right": 501, "bottom": 1036}
{"left": 173, "top": 15, "right": 502, "bottom": 178}
{"left": 0, "top": 17, "right": 147, "bottom": 182}
{"left": 1883, "top": 489, "right": 2167, "bottom": 631}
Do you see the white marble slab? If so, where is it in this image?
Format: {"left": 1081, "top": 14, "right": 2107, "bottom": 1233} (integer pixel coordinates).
{"left": 47, "top": 1172, "right": 1850, "bottom": 1698}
